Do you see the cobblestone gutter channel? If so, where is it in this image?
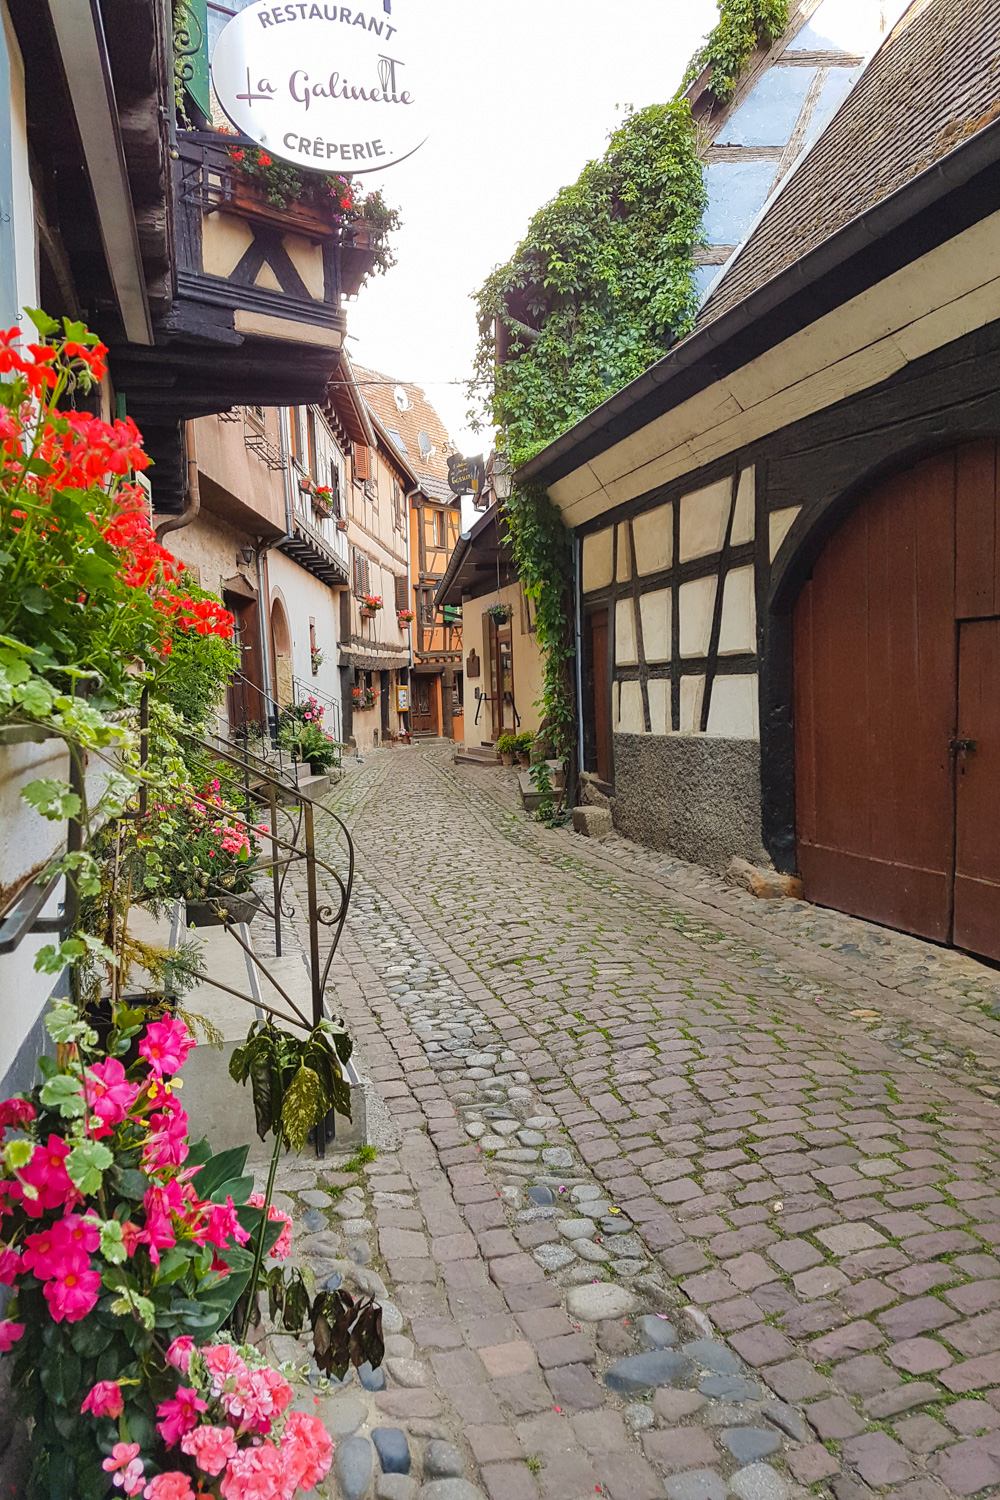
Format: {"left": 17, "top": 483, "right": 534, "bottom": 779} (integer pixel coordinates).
{"left": 275, "top": 749, "right": 1000, "bottom": 1500}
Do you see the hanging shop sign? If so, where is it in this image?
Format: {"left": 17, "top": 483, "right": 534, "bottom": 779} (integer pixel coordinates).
{"left": 211, "top": 1, "right": 427, "bottom": 174}
{"left": 447, "top": 453, "right": 483, "bottom": 498}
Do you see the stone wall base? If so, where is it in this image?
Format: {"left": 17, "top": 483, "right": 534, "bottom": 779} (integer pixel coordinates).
{"left": 610, "top": 733, "right": 768, "bottom": 873}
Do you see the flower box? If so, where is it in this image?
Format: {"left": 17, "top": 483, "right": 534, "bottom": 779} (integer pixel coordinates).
{"left": 360, "top": 606, "right": 377, "bottom": 619}
{"left": 228, "top": 173, "right": 334, "bottom": 240}
{"left": 185, "top": 891, "right": 262, "bottom": 927}
{"left": 340, "top": 222, "right": 378, "bottom": 297}
{"left": 312, "top": 495, "right": 333, "bottom": 520}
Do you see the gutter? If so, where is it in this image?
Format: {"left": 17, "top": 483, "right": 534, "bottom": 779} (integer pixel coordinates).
{"left": 517, "top": 117, "right": 1000, "bottom": 486}
{"left": 155, "top": 421, "right": 201, "bottom": 542}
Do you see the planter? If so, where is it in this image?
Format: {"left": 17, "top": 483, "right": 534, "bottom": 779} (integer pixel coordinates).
{"left": 87, "top": 994, "right": 175, "bottom": 1063}
{"left": 308, "top": 760, "right": 331, "bottom": 776}
{"left": 360, "top": 606, "right": 377, "bottom": 619}
{"left": 313, "top": 498, "right": 333, "bottom": 520}
{"left": 500, "top": 752, "right": 515, "bottom": 768}
{"left": 228, "top": 174, "right": 334, "bottom": 239}
{"left": 517, "top": 752, "right": 531, "bottom": 768}
{"left": 336, "top": 519, "right": 348, "bottom": 531}
{"left": 185, "top": 890, "right": 262, "bottom": 927}
{"left": 340, "top": 222, "right": 378, "bottom": 297}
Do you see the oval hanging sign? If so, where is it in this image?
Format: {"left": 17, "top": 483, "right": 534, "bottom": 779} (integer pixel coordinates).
{"left": 211, "top": 1, "right": 427, "bottom": 175}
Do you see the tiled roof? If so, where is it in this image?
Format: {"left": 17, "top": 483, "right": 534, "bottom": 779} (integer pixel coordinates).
{"left": 696, "top": 0, "right": 1000, "bottom": 328}
{"left": 352, "top": 364, "right": 455, "bottom": 495}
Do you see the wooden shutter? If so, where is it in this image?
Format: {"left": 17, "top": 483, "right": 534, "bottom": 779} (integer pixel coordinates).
{"left": 395, "top": 574, "right": 408, "bottom": 612}
{"left": 353, "top": 443, "right": 370, "bottom": 482}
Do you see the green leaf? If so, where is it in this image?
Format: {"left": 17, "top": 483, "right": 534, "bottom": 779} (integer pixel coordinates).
{"left": 114, "top": 1168, "right": 149, "bottom": 1201}
{"left": 39, "top": 1072, "right": 86, "bottom": 1117}
{"left": 4, "top": 1139, "right": 33, "bottom": 1172}
{"left": 190, "top": 1144, "right": 249, "bottom": 1199}
{"left": 111, "top": 1293, "right": 155, "bottom": 1330}
{"left": 210, "top": 1173, "right": 254, "bottom": 1206}
{"left": 19, "top": 586, "right": 50, "bottom": 617}
{"left": 282, "top": 1063, "right": 326, "bottom": 1153}
{"left": 98, "top": 1218, "right": 127, "bottom": 1265}
{"left": 21, "top": 779, "right": 81, "bottom": 821}
{"left": 66, "top": 1139, "right": 113, "bottom": 1193}
{"left": 45, "top": 1001, "right": 90, "bottom": 1045}
{"left": 26, "top": 307, "right": 60, "bottom": 337}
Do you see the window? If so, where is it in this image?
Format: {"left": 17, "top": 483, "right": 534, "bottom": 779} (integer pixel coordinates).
{"left": 421, "top": 587, "right": 435, "bottom": 625}
{"left": 432, "top": 510, "right": 446, "bottom": 548}
{"left": 306, "top": 409, "right": 318, "bottom": 474}
{"left": 352, "top": 549, "right": 373, "bottom": 598}
{"left": 394, "top": 574, "right": 409, "bottom": 613}
{"left": 352, "top": 443, "right": 370, "bottom": 485}
{"left": 329, "top": 462, "right": 341, "bottom": 516}
{"left": 392, "top": 479, "right": 403, "bottom": 531}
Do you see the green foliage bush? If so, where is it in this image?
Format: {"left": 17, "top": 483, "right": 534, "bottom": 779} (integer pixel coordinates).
{"left": 687, "top": 0, "right": 790, "bottom": 101}
{"left": 159, "top": 581, "right": 241, "bottom": 726}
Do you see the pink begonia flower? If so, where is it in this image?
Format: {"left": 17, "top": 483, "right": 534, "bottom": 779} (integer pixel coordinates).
{"left": 248, "top": 1193, "right": 292, "bottom": 1260}
{"left": 205, "top": 1197, "right": 250, "bottom": 1251}
{"left": 0, "top": 1321, "right": 24, "bottom": 1352}
{"left": 81, "top": 1379, "right": 124, "bottom": 1418}
{"left": 0, "top": 1246, "right": 21, "bottom": 1285}
{"left": 43, "top": 1266, "right": 101, "bottom": 1323}
{"left": 143, "top": 1474, "right": 194, "bottom": 1500}
{"left": 139, "top": 1018, "right": 195, "bottom": 1078}
{"left": 0, "top": 1096, "right": 36, "bottom": 1131}
{"left": 86, "top": 1057, "right": 141, "bottom": 1129}
{"left": 281, "top": 1409, "right": 335, "bottom": 1491}
{"left": 179, "top": 1422, "right": 238, "bottom": 1476}
{"left": 165, "top": 1335, "right": 195, "bottom": 1373}
{"left": 218, "top": 1441, "right": 285, "bottom": 1500}
{"left": 156, "top": 1384, "right": 208, "bottom": 1446}
{"left": 15, "top": 1133, "right": 78, "bottom": 1216}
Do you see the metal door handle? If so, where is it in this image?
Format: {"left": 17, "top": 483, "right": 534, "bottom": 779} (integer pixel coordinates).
{"left": 949, "top": 738, "right": 978, "bottom": 754}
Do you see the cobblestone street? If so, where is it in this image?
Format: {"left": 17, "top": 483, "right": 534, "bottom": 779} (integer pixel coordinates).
{"left": 294, "top": 746, "right": 1000, "bottom": 1500}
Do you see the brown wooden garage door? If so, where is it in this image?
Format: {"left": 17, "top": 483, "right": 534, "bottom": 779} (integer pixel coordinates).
{"left": 794, "top": 440, "right": 1000, "bottom": 960}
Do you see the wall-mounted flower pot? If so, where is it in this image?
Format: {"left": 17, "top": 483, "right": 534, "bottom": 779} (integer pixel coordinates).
{"left": 360, "top": 606, "right": 377, "bottom": 619}
{"left": 336, "top": 519, "right": 348, "bottom": 531}
{"left": 185, "top": 891, "right": 262, "bottom": 927}
{"left": 313, "top": 499, "right": 333, "bottom": 520}
{"left": 228, "top": 175, "right": 334, "bottom": 239}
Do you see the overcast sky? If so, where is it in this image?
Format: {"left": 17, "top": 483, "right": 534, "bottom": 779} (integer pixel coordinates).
{"left": 344, "top": 0, "right": 718, "bottom": 458}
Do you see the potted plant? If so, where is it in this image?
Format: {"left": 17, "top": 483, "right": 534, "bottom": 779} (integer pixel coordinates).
{"left": 312, "top": 485, "right": 334, "bottom": 519}
{"left": 336, "top": 517, "right": 348, "bottom": 531}
{"left": 487, "top": 602, "right": 512, "bottom": 624}
{"left": 296, "top": 720, "right": 342, "bottom": 774}
{"left": 497, "top": 732, "right": 518, "bottom": 768}
{"left": 131, "top": 781, "right": 267, "bottom": 928}
{"left": 360, "top": 593, "right": 383, "bottom": 619}
{"left": 515, "top": 732, "right": 534, "bottom": 768}
{"left": 311, "top": 647, "right": 325, "bottom": 675}
{"left": 396, "top": 608, "right": 414, "bottom": 628}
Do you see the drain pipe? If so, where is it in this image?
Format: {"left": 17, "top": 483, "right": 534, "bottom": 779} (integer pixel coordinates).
{"left": 155, "top": 420, "right": 201, "bottom": 542}
{"left": 574, "top": 531, "right": 584, "bottom": 774}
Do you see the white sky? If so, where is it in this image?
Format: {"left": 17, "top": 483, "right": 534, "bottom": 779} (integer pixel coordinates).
{"left": 344, "top": 0, "right": 718, "bottom": 459}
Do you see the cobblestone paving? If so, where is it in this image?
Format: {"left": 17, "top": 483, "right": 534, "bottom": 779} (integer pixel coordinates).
{"left": 295, "top": 747, "right": 1000, "bottom": 1500}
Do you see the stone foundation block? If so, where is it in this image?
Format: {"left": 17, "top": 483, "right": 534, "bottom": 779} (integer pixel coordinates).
{"left": 573, "top": 806, "right": 613, "bottom": 839}
{"left": 725, "top": 857, "right": 804, "bottom": 900}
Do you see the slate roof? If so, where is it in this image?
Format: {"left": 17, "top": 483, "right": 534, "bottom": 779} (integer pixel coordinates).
{"left": 352, "top": 364, "right": 456, "bottom": 499}
{"left": 696, "top": 0, "right": 1000, "bottom": 328}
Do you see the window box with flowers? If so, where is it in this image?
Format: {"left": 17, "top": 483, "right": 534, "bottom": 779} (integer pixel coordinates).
{"left": 351, "top": 685, "right": 376, "bottom": 711}
{"left": 312, "top": 486, "right": 334, "bottom": 520}
{"left": 360, "top": 594, "right": 382, "bottom": 620}
{"left": 310, "top": 648, "right": 325, "bottom": 675}
{"left": 396, "top": 609, "right": 414, "bottom": 628}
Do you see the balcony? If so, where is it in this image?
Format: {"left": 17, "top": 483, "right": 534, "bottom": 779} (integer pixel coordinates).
{"left": 279, "top": 487, "right": 350, "bottom": 588}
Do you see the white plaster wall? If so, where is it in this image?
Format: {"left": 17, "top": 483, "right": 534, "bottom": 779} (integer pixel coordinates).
{"left": 4, "top": 5, "right": 37, "bottom": 317}
{"left": 633, "top": 503, "right": 673, "bottom": 576}
{"left": 679, "top": 675, "right": 705, "bottom": 733}
{"left": 267, "top": 550, "right": 343, "bottom": 727}
{"left": 679, "top": 576, "right": 717, "bottom": 657}
{"left": 616, "top": 523, "right": 632, "bottom": 582}
{"left": 639, "top": 588, "right": 671, "bottom": 663}
{"left": 582, "top": 529, "right": 613, "bottom": 592}
{"left": 614, "top": 599, "right": 638, "bottom": 666}
{"left": 769, "top": 505, "right": 801, "bottom": 559}
{"left": 718, "top": 566, "right": 757, "bottom": 655}
{"left": 707, "top": 674, "right": 759, "bottom": 739}
{"left": 732, "top": 467, "right": 755, "bottom": 544}
{"left": 679, "top": 478, "right": 731, "bottom": 561}
{"left": 615, "top": 680, "right": 645, "bottom": 734}
{"left": 647, "top": 678, "right": 669, "bottom": 735}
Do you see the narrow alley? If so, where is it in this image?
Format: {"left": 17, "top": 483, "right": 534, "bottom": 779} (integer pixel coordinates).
{"left": 281, "top": 747, "right": 1000, "bottom": 1500}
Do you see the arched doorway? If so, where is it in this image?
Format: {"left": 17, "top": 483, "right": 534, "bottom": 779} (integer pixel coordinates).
{"left": 271, "top": 596, "right": 293, "bottom": 708}
{"left": 794, "top": 439, "right": 1000, "bottom": 959}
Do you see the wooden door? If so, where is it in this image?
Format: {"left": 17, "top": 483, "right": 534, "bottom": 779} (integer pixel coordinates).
{"left": 486, "top": 614, "right": 516, "bottom": 738}
{"left": 954, "top": 620, "right": 1000, "bottom": 959}
{"left": 794, "top": 450, "right": 958, "bottom": 941}
{"left": 410, "top": 676, "right": 435, "bottom": 733}
{"left": 590, "top": 609, "right": 611, "bottom": 784}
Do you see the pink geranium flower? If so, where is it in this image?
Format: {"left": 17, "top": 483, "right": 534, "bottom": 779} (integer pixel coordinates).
{"left": 281, "top": 1409, "right": 335, "bottom": 1490}
{"left": 180, "top": 1422, "right": 238, "bottom": 1476}
{"left": 0, "top": 1321, "right": 24, "bottom": 1352}
{"left": 221, "top": 1364, "right": 293, "bottom": 1435}
{"left": 143, "top": 1474, "right": 194, "bottom": 1500}
{"left": 156, "top": 1384, "right": 208, "bottom": 1445}
{"left": 219, "top": 1442, "right": 285, "bottom": 1499}
{"left": 86, "top": 1057, "right": 141, "bottom": 1128}
{"left": 0, "top": 1096, "right": 36, "bottom": 1131}
{"left": 81, "top": 1379, "right": 124, "bottom": 1418}
{"left": 43, "top": 1266, "right": 100, "bottom": 1323}
{"left": 203, "top": 1341, "right": 248, "bottom": 1393}
{"left": 139, "top": 1018, "right": 195, "bottom": 1077}
{"left": 165, "top": 1335, "right": 195, "bottom": 1373}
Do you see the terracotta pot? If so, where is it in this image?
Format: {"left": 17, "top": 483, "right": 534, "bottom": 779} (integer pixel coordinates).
{"left": 517, "top": 752, "right": 531, "bottom": 768}
{"left": 500, "top": 752, "right": 514, "bottom": 768}
{"left": 360, "top": 606, "right": 377, "bottom": 619}
{"left": 336, "top": 519, "right": 348, "bottom": 531}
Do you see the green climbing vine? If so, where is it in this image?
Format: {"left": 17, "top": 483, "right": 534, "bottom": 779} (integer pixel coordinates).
{"left": 471, "top": 0, "right": 788, "bottom": 773}
{"left": 685, "top": 0, "right": 790, "bottom": 101}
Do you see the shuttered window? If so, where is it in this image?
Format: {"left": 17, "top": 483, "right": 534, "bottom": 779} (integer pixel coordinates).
{"left": 394, "top": 574, "right": 409, "bottom": 612}
{"left": 353, "top": 443, "right": 370, "bottom": 483}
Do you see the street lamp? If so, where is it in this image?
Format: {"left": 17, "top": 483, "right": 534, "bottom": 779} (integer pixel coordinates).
{"left": 492, "top": 452, "right": 512, "bottom": 502}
